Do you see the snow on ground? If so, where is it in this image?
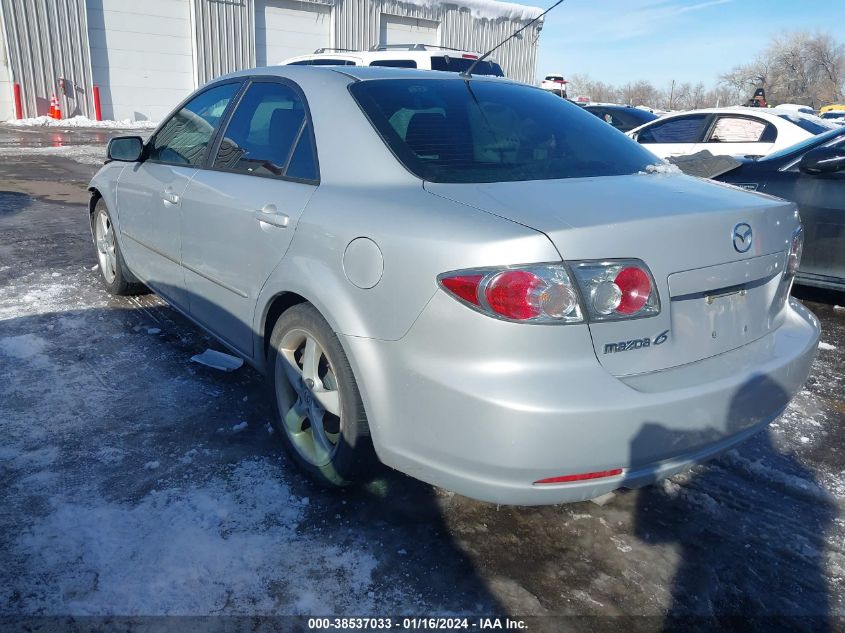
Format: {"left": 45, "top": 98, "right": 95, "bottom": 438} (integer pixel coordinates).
{"left": 0, "top": 144, "right": 106, "bottom": 166}
{"left": 3, "top": 115, "right": 158, "bottom": 129}
{"left": 7, "top": 459, "right": 381, "bottom": 615}
{"left": 0, "top": 266, "right": 452, "bottom": 616}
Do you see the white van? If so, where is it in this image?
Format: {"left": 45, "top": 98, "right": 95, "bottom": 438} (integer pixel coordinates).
{"left": 280, "top": 45, "right": 505, "bottom": 77}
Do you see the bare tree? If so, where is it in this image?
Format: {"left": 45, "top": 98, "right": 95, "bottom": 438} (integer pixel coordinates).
{"left": 720, "top": 31, "right": 845, "bottom": 107}
{"left": 550, "top": 30, "right": 843, "bottom": 111}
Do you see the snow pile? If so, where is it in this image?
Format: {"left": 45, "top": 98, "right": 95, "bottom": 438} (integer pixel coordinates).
{"left": 640, "top": 163, "right": 683, "bottom": 176}
{"left": 3, "top": 115, "right": 158, "bottom": 129}
{"left": 397, "top": 0, "right": 543, "bottom": 21}
{"left": 818, "top": 342, "right": 837, "bottom": 351}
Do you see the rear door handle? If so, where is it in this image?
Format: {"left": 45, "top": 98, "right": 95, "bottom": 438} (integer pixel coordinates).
{"left": 253, "top": 204, "right": 289, "bottom": 228}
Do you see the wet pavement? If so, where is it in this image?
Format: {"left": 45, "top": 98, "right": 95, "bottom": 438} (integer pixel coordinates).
{"left": 1, "top": 126, "right": 844, "bottom": 630}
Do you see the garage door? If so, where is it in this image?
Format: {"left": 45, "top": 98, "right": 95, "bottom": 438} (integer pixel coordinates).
{"left": 256, "top": 0, "right": 332, "bottom": 66}
{"left": 87, "top": 0, "right": 194, "bottom": 122}
{"left": 379, "top": 15, "right": 439, "bottom": 47}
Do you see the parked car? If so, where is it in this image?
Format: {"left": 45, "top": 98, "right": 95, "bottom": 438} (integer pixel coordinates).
{"left": 716, "top": 125, "right": 845, "bottom": 291}
{"left": 90, "top": 66, "right": 819, "bottom": 505}
{"left": 540, "top": 73, "right": 568, "bottom": 97}
{"left": 627, "top": 107, "right": 835, "bottom": 159}
{"left": 820, "top": 111, "right": 845, "bottom": 125}
{"left": 583, "top": 104, "right": 658, "bottom": 133}
{"left": 776, "top": 103, "right": 815, "bottom": 116}
{"left": 281, "top": 44, "right": 504, "bottom": 76}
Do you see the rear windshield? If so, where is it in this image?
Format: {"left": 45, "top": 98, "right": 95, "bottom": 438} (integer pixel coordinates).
{"left": 776, "top": 113, "right": 831, "bottom": 135}
{"left": 762, "top": 125, "right": 845, "bottom": 162}
{"left": 350, "top": 79, "right": 657, "bottom": 183}
{"left": 430, "top": 56, "right": 504, "bottom": 77}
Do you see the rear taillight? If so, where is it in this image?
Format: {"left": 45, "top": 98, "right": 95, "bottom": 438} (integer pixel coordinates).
{"left": 438, "top": 264, "right": 582, "bottom": 324}
{"left": 570, "top": 259, "right": 660, "bottom": 321}
{"left": 786, "top": 225, "right": 803, "bottom": 278}
{"left": 439, "top": 260, "right": 661, "bottom": 324}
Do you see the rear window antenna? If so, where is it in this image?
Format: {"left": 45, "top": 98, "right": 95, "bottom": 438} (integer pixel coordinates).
{"left": 462, "top": 0, "right": 565, "bottom": 79}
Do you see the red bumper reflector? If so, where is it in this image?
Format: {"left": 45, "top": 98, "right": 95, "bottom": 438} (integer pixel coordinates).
{"left": 534, "top": 469, "right": 623, "bottom": 485}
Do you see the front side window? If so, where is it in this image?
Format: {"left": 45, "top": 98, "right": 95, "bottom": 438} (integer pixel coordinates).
{"left": 636, "top": 114, "right": 709, "bottom": 144}
{"left": 350, "top": 79, "right": 656, "bottom": 183}
{"left": 214, "top": 81, "right": 317, "bottom": 181}
{"left": 148, "top": 82, "right": 240, "bottom": 166}
{"left": 709, "top": 116, "right": 775, "bottom": 143}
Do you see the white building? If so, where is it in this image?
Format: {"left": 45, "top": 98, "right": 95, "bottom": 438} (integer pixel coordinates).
{"left": 0, "top": 0, "right": 543, "bottom": 122}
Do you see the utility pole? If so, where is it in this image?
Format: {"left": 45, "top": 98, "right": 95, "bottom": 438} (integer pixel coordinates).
{"left": 669, "top": 79, "right": 675, "bottom": 110}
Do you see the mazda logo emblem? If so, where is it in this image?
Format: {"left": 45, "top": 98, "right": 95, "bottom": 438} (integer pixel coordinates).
{"left": 732, "top": 222, "right": 752, "bottom": 253}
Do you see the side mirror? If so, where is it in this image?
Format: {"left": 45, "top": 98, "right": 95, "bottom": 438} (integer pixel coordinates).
{"left": 107, "top": 136, "right": 144, "bottom": 162}
{"left": 798, "top": 146, "right": 845, "bottom": 175}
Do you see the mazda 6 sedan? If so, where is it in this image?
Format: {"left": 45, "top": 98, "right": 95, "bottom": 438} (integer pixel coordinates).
{"left": 89, "top": 66, "right": 820, "bottom": 505}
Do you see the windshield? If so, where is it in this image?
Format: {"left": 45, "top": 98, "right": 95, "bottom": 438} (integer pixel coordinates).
{"left": 350, "top": 79, "right": 657, "bottom": 183}
{"left": 761, "top": 125, "right": 845, "bottom": 162}
{"left": 430, "top": 57, "right": 504, "bottom": 77}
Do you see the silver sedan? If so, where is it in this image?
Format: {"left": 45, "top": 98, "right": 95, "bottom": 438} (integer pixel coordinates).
{"left": 89, "top": 66, "right": 820, "bottom": 505}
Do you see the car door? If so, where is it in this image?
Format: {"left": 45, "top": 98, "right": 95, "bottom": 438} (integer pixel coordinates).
{"left": 753, "top": 137, "right": 845, "bottom": 285}
{"left": 116, "top": 81, "right": 242, "bottom": 307}
{"left": 633, "top": 113, "right": 711, "bottom": 158}
{"left": 789, "top": 139, "right": 845, "bottom": 284}
{"left": 701, "top": 115, "right": 777, "bottom": 158}
{"left": 178, "top": 77, "right": 320, "bottom": 357}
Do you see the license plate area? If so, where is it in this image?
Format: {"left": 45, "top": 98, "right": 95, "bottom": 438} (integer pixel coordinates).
{"left": 669, "top": 273, "right": 783, "bottom": 359}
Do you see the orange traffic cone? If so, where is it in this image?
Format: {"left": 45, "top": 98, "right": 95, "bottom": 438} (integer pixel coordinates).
{"left": 53, "top": 95, "right": 62, "bottom": 120}
{"left": 49, "top": 95, "right": 56, "bottom": 118}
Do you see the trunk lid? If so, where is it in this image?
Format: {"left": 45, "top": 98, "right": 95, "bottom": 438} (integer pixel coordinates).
{"left": 425, "top": 174, "right": 798, "bottom": 376}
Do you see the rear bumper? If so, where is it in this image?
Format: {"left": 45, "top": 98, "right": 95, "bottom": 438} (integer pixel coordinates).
{"left": 344, "top": 295, "right": 820, "bottom": 505}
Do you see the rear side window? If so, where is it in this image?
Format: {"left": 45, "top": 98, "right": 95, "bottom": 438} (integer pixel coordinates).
{"left": 637, "top": 114, "right": 709, "bottom": 143}
{"left": 350, "top": 78, "right": 655, "bottom": 183}
{"left": 709, "top": 116, "right": 776, "bottom": 143}
{"left": 214, "top": 82, "right": 318, "bottom": 182}
{"left": 148, "top": 82, "right": 239, "bottom": 166}
{"left": 370, "top": 59, "right": 418, "bottom": 68}
{"left": 430, "top": 56, "right": 504, "bottom": 77}
{"left": 587, "top": 107, "right": 656, "bottom": 131}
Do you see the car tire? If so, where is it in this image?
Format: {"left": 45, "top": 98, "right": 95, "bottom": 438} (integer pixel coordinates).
{"left": 91, "top": 199, "right": 143, "bottom": 296}
{"left": 268, "top": 303, "right": 377, "bottom": 486}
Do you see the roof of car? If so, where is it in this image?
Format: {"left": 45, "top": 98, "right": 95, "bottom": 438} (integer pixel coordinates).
{"left": 648, "top": 106, "right": 831, "bottom": 123}
{"left": 282, "top": 48, "right": 494, "bottom": 64}
{"left": 218, "top": 64, "right": 517, "bottom": 84}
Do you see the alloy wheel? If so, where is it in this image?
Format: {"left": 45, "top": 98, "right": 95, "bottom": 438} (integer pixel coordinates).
{"left": 94, "top": 209, "right": 117, "bottom": 284}
{"left": 275, "top": 328, "right": 342, "bottom": 467}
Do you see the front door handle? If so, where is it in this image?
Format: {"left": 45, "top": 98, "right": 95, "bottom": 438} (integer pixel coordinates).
{"left": 253, "top": 204, "right": 289, "bottom": 228}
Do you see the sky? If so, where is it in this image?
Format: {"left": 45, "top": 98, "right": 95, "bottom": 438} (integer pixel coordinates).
{"left": 515, "top": 0, "right": 845, "bottom": 88}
